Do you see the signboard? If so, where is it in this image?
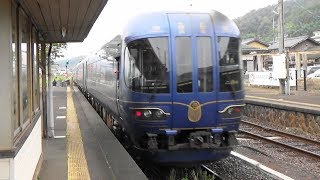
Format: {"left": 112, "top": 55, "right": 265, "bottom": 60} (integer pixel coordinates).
{"left": 272, "top": 54, "right": 286, "bottom": 79}
{"left": 248, "top": 71, "right": 296, "bottom": 87}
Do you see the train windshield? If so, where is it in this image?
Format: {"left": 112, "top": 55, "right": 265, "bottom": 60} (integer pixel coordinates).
{"left": 176, "top": 37, "right": 193, "bottom": 93}
{"left": 218, "top": 37, "right": 242, "bottom": 92}
{"left": 124, "top": 37, "right": 170, "bottom": 93}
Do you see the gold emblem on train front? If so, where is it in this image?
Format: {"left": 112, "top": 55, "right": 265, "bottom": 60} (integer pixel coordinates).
{"left": 188, "top": 101, "right": 202, "bottom": 122}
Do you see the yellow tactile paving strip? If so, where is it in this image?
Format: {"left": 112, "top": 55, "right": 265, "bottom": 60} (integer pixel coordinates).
{"left": 66, "top": 86, "right": 91, "bottom": 180}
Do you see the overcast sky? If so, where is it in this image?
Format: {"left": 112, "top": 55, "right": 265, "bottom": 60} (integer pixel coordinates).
{"left": 61, "top": 0, "right": 279, "bottom": 59}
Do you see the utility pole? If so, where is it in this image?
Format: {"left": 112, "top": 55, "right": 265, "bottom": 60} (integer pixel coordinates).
{"left": 278, "top": 0, "right": 287, "bottom": 94}
{"left": 47, "top": 43, "right": 55, "bottom": 138}
{"left": 66, "top": 60, "right": 69, "bottom": 77}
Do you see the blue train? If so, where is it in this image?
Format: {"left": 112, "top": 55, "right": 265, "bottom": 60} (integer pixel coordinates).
{"left": 74, "top": 10, "right": 245, "bottom": 165}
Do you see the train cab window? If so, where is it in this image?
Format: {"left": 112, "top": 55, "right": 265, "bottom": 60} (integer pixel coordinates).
{"left": 218, "top": 37, "right": 241, "bottom": 92}
{"left": 197, "top": 37, "right": 213, "bottom": 92}
{"left": 176, "top": 37, "right": 193, "bottom": 93}
{"left": 124, "top": 37, "right": 169, "bottom": 93}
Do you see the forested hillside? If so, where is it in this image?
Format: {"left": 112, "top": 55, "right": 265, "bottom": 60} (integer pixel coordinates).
{"left": 56, "top": 55, "right": 86, "bottom": 70}
{"left": 234, "top": 0, "right": 320, "bottom": 42}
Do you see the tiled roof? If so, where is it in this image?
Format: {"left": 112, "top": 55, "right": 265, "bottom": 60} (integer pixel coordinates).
{"left": 241, "top": 38, "right": 269, "bottom": 47}
{"left": 268, "top": 36, "right": 319, "bottom": 50}
{"left": 242, "top": 38, "right": 255, "bottom": 45}
{"left": 241, "top": 44, "right": 268, "bottom": 51}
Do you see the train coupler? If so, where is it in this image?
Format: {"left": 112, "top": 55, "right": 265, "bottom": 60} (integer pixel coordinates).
{"left": 147, "top": 133, "right": 158, "bottom": 150}
{"left": 189, "top": 131, "right": 212, "bottom": 149}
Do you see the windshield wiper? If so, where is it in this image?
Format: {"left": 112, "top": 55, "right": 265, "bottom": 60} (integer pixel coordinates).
{"left": 149, "top": 80, "right": 163, "bottom": 100}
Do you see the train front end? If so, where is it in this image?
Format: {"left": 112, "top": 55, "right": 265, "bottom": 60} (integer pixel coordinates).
{"left": 120, "top": 10, "right": 244, "bottom": 165}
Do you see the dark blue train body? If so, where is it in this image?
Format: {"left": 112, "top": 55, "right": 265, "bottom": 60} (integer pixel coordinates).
{"left": 75, "top": 10, "right": 245, "bottom": 165}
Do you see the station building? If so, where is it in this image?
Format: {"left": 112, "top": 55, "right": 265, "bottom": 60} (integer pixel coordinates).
{"left": 0, "top": 0, "right": 108, "bottom": 179}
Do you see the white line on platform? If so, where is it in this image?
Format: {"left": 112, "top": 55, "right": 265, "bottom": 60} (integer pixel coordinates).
{"left": 231, "top": 151, "right": 294, "bottom": 180}
{"left": 54, "top": 136, "right": 66, "bottom": 139}
{"left": 59, "top": 106, "right": 67, "bottom": 109}
{"left": 56, "top": 116, "right": 66, "bottom": 119}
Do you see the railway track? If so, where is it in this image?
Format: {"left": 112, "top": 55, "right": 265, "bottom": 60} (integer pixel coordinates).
{"left": 239, "top": 120, "right": 320, "bottom": 159}
{"left": 138, "top": 162, "right": 221, "bottom": 180}
{"left": 201, "top": 164, "right": 223, "bottom": 180}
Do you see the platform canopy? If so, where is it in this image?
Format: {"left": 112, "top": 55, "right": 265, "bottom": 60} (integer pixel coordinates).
{"left": 20, "top": 0, "right": 109, "bottom": 43}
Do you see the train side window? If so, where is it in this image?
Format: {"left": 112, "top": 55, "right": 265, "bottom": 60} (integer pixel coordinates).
{"left": 176, "top": 37, "right": 193, "bottom": 93}
{"left": 197, "top": 37, "right": 213, "bottom": 92}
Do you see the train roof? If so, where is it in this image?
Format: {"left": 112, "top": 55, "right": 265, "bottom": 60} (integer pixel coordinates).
{"left": 100, "top": 35, "right": 122, "bottom": 58}
{"left": 122, "top": 10, "right": 240, "bottom": 43}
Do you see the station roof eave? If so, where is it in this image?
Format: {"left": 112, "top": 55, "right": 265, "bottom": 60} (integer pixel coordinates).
{"left": 20, "top": 0, "right": 109, "bottom": 43}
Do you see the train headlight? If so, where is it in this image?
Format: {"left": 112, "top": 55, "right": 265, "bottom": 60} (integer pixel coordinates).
{"left": 155, "top": 110, "right": 163, "bottom": 118}
{"left": 143, "top": 110, "right": 152, "bottom": 118}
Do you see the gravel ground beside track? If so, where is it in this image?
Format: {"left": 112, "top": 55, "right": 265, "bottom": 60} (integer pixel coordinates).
{"left": 234, "top": 145, "right": 320, "bottom": 179}
{"left": 208, "top": 154, "right": 280, "bottom": 180}
{"left": 234, "top": 116, "right": 320, "bottom": 180}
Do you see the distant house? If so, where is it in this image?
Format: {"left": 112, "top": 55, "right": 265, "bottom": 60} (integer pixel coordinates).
{"left": 305, "top": 46, "right": 320, "bottom": 65}
{"left": 268, "top": 36, "right": 320, "bottom": 70}
{"left": 241, "top": 39, "right": 270, "bottom": 72}
{"left": 311, "top": 31, "right": 320, "bottom": 43}
{"left": 242, "top": 38, "right": 269, "bottom": 49}
{"left": 268, "top": 36, "right": 319, "bottom": 53}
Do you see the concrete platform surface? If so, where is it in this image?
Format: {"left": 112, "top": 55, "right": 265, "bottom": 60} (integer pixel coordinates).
{"left": 245, "top": 86, "right": 320, "bottom": 112}
{"left": 38, "top": 86, "right": 147, "bottom": 180}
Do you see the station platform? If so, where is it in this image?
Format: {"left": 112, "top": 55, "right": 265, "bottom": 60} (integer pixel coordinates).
{"left": 38, "top": 86, "right": 147, "bottom": 180}
{"left": 245, "top": 86, "right": 320, "bottom": 114}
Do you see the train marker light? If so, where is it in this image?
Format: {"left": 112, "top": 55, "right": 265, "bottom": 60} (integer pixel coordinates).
{"left": 234, "top": 107, "right": 241, "bottom": 113}
{"left": 135, "top": 110, "right": 142, "bottom": 117}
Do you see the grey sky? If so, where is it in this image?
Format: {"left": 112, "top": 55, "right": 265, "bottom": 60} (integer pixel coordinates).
{"left": 62, "top": 0, "right": 279, "bottom": 59}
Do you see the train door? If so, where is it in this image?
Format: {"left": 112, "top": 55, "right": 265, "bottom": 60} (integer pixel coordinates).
{"left": 168, "top": 13, "right": 218, "bottom": 129}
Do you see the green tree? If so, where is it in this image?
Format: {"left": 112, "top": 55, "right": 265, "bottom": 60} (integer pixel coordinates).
{"left": 46, "top": 43, "right": 67, "bottom": 63}
{"left": 235, "top": 0, "right": 320, "bottom": 42}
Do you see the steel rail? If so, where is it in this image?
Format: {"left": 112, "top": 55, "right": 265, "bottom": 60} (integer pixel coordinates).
{"left": 201, "top": 165, "right": 223, "bottom": 180}
{"left": 241, "top": 120, "right": 320, "bottom": 146}
{"left": 239, "top": 129, "right": 320, "bottom": 159}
